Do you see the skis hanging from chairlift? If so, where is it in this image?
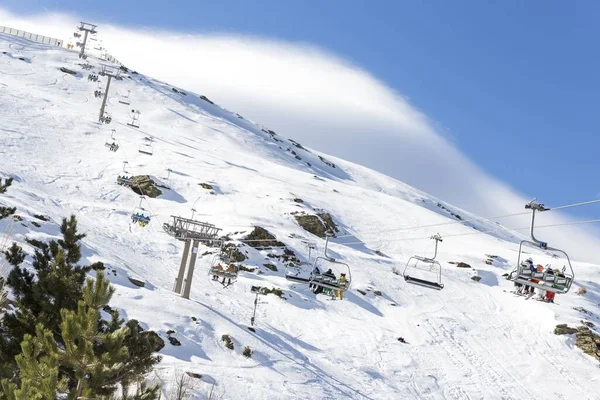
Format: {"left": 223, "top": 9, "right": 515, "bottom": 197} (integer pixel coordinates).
{"left": 508, "top": 199, "right": 574, "bottom": 295}
{"left": 403, "top": 233, "right": 445, "bottom": 290}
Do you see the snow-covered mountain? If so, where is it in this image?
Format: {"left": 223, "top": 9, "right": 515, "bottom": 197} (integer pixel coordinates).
{"left": 1, "top": 33, "right": 599, "bottom": 400}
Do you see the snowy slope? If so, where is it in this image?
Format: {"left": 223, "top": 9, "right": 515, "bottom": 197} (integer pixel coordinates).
{"left": 1, "top": 34, "right": 599, "bottom": 400}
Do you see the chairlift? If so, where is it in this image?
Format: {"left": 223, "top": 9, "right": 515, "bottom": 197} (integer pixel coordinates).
{"left": 138, "top": 143, "right": 154, "bottom": 155}
{"left": 99, "top": 112, "right": 112, "bottom": 125}
{"left": 402, "top": 234, "right": 444, "bottom": 290}
{"left": 116, "top": 175, "right": 133, "bottom": 187}
{"left": 104, "top": 130, "right": 119, "bottom": 152}
{"left": 285, "top": 243, "right": 316, "bottom": 283}
{"left": 73, "top": 32, "right": 81, "bottom": 38}
{"left": 509, "top": 199, "right": 574, "bottom": 294}
{"left": 119, "top": 90, "right": 131, "bottom": 105}
{"left": 131, "top": 196, "right": 151, "bottom": 227}
{"left": 209, "top": 245, "right": 238, "bottom": 287}
{"left": 128, "top": 110, "right": 141, "bottom": 128}
{"left": 309, "top": 236, "right": 351, "bottom": 295}
{"left": 88, "top": 73, "right": 98, "bottom": 82}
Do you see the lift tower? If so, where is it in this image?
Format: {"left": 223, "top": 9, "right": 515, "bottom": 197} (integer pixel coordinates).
{"left": 98, "top": 65, "right": 120, "bottom": 124}
{"left": 76, "top": 22, "right": 97, "bottom": 59}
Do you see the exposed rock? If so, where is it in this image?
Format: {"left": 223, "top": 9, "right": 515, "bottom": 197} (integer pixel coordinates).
{"left": 168, "top": 336, "right": 182, "bottom": 346}
{"left": 59, "top": 67, "right": 77, "bottom": 75}
{"left": 573, "top": 306, "right": 594, "bottom": 317}
{"left": 128, "top": 277, "right": 145, "bottom": 288}
{"left": 242, "top": 226, "right": 285, "bottom": 248}
{"left": 456, "top": 262, "right": 472, "bottom": 269}
{"left": 143, "top": 330, "right": 165, "bottom": 352}
{"left": 199, "top": 95, "right": 215, "bottom": 105}
{"left": 237, "top": 265, "right": 256, "bottom": 273}
{"left": 294, "top": 212, "right": 338, "bottom": 238}
{"left": 554, "top": 324, "right": 578, "bottom": 335}
{"left": 128, "top": 175, "right": 163, "bottom": 198}
{"left": 581, "top": 320, "right": 595, "bottom": 329}
{"left": 257, "top": 287, "right": 285, "bottom": 299}
{"left": 186, "top": 372, "right": 203, "bottom": 380}
{"left": 222, "top": 243, "right": 247, "bottom": 262}
{"left": 554, "top": 324, "right": 600, "bottom": 360}
{"left": 221, "top": 334, "right": 234, "bottom": 350}
{"left": 263, "top": 263, "right": 278, "bottom": 272}
{"left": 318, "top": 155, "right": 336, "bottom": 168}
{"left": 199, "top": 182, "right": 213, "bottom": 190}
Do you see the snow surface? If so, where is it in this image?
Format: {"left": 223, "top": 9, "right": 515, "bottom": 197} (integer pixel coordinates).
{"left": 0, "top": 34, "right": 599, "bottom": 400}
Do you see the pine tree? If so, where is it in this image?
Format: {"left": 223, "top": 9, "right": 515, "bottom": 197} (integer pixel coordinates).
{"left": 3, "top": 243, "right": 25, "bottom": 267}
{"left": 0, "top": 215, "right": 162, "bottom": 394}
{"left": 0, "top": 177, "right": 12, "bottom": 194}
{"left": 1, "top": 272, "right": 160, "bottom": 400}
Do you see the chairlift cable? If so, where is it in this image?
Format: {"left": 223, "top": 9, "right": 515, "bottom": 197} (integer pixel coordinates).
{"left": 336, "top": 218, "right": 600, "bottom": 246}
{"left": 548, "top": 199, "right": 600, "bottom": 211}
{"left": 335, "top": 197, "right": 600, "bottom": 240}
{"left": 335, "top": 211, "right": 531, "bottom": 240}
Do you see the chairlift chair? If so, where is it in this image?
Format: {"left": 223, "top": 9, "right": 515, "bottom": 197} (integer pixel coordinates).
{"left": 138, "top": 143, "right": 154, "bottom": 155}
{"left": 99, "top": 112, "right": 112, "bottom": 125}
{"left": 119, "top": 90, "right": 131, "bottom": 105}
{"left": 309, "top": 236, "right": 351, "bottom": 293}
{"left": 128, "top": 110, "right": 141, "bottom": 128}
{"left": 131, "top": 197, "right": 151, "bottom": 227}
{"left": 104, "top": 130, "right": 119, "bottom": 151}
{"left": 285, "top": 243, "right": 316, "bottom": 283}
{"left": 509, "top": 200, "right": 574, "bottom": 294}
{"left": 116, "top": 175, "right": 133, "bottom": 187}
{"left": 403, "top": 234, "right": 444, "bottom": 290}
{"left": 209, "top": 246, "right": 238, "bottom": 287}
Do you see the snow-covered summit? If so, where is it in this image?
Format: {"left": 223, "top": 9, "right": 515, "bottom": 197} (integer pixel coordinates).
{"left": 1, "top": 33, "right": 599, "bottom": 399}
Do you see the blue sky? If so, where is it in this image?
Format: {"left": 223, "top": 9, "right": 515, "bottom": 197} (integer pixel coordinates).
{"left": 4, "top": 0, "right": 599, "bottom": 219}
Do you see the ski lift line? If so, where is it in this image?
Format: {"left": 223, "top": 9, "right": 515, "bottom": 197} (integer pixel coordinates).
{"left": 548, "top": 199, "right": 600, "bottom": 211}
{"left": 334, "top": 211, "right": 531, "bottom": 240}
{"left": 335, "top": 197, "right": 600, "bottom": 240}
{"left": 336, "top": 218, "right": 600, "bottom": 246}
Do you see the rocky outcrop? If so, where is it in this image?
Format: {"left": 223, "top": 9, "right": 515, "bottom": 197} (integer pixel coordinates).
{"left": 293, "top": 212, "right": 338, "bottom": 238}
{"left": 554, "top": 324, "right": 600, "bottom": 360}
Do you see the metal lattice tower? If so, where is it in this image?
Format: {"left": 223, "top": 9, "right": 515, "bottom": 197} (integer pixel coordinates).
{"left": 76, "top": 22, "right": 97, "bottom": 60}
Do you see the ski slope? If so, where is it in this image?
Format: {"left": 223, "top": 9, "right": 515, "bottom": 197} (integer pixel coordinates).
{"left": 1, "top": 34, "right": 599, "bottom": 400}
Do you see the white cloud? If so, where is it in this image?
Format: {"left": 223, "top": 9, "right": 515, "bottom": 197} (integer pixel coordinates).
{"left": 1, "top": 8, "right": 598, "bottom": 261}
